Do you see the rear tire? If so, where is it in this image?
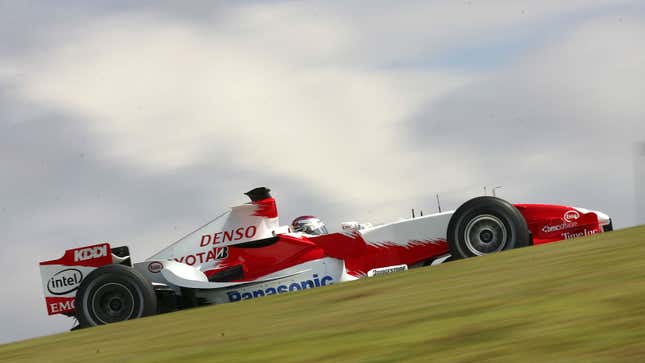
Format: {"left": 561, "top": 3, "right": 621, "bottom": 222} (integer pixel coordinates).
{"left": 447, "top": 196, "right": 530, "bottom": 259}
{"left": 75, "top": 264, "right": 157, "bottom": 328}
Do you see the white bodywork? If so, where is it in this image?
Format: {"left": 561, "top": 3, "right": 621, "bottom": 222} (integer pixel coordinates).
{"left": 148, "top": 203, "right": 279, "bottom": 270}
{"left": 134, "top": 257, "right": 355, "bottom": 304}
{"left": 358, "top": 212, "right": 453, "bottom": 246}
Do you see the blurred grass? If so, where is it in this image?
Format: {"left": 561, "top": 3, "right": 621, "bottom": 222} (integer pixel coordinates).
{"left": 2, "top": 226, "right": 645, "bottom": 363}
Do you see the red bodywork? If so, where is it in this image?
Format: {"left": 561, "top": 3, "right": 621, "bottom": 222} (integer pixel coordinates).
{"left": 205, "top": 233, "right": 448, "bottom": 280}
{"left": 204, "top": 203, "right": 603, "bottom": 281}
{"left": 515, "top": 204, "right": 602, "bottom": 245}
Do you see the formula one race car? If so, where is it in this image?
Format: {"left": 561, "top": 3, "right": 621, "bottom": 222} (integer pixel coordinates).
{"left": 39, "top": 187, "right": 612, "bottom": 328}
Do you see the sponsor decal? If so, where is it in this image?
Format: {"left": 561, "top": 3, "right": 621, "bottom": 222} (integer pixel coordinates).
{"left": 174, "top": 247, "right": 229, "bottom": 266}
{"left": 200, "top": 226, "right": 257, "bottom": 247}
{"left": 216, "top": 247, "right": 228, "bottom": 259}
{"left": 148, "top": 262, "right": 163, "bottom": 273}
{"left": 367, "top": 264, "right": 408, "bottom": 277}
{"left": 563, "top": 229, "right": 599, "bottom": 240}
{"left": 47, "top": 268, "right": 83, "bottom": 295}
{"left": 564, "top": 210, "right": 581, "bottom": 223}
{"left": 227, "top": 274, "right": 334, "bottom": 302}
{"left": 74, "top": 245, "right": 108, "bottom": 262}
{"left": 542, "top": 221, "right": 578, "bottom": 233}
{"left": 48, "top": 299, "right": 75, "bottom": 314}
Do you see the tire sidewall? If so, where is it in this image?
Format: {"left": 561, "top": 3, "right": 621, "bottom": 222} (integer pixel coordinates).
{"left": 76, "top": 264, "right": 156, "bottom": 327}
{"left": 448, "top": 197, "right": 530, "bottom": 259}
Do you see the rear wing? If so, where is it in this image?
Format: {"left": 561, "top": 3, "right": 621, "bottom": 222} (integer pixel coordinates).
{"left": 38, "top": 243, "right": 128, "bottom": 316}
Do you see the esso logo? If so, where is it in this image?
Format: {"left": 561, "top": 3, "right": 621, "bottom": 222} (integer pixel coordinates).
{"left": 148, "top": 262, "right": 163, "bottom": 273}
{"left": 74, "top": 245, "right": 108, "bottom": 262}
{"left": 564, "top": 210, "right": 581, "bottom": 223}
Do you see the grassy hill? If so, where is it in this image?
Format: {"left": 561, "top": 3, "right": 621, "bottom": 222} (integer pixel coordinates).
{"left": 2, "top": 226, "right": 645, "bottom": 363}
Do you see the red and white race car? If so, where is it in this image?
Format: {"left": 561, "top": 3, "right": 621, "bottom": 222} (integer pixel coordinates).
{"left": 39, "top": 187, "right": 612, "bottom": 328}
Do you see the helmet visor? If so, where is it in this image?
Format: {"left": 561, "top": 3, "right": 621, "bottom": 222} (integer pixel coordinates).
{"left": 306, "top": 225, "right": 328, "bottom": 235}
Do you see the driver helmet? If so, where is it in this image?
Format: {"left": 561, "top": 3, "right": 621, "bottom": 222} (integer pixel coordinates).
{"left": 291, "top": 215, "right": 328, "bottom": 235}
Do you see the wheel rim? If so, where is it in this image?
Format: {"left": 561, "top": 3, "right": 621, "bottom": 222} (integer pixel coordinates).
{"left": 90, "top": 282, "right": 136, "bottom": 324}
{"left": 464, "top": 214, "right": 508, "bottom": 256}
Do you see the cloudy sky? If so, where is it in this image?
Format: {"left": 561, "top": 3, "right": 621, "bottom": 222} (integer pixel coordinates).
{"left": 2, "top": 0, "right": 645, "bottom": 344}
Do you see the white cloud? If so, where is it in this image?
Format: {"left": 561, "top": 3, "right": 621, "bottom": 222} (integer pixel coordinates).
{"left": 5, "top": 1, "right": 643, "bottom": 222}
{"left": 11, "top": 11, "right": 475, "bottom": 220}
{"left": 409, "top": 16, "right": 645, "bottom": 225}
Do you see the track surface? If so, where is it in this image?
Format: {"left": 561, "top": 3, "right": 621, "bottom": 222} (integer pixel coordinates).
{"left": 2, "top": 226, "right": 645, "bottom": 362}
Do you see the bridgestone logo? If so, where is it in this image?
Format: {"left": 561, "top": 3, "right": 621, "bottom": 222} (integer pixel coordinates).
{"left": 367, "top": 265, "right": 408, "bottom": 277}
{"left": 74, "top": 245, "right": 108, "bottom": 262}
{"left": 215, "top": 247, "right": 228, "bottom": 259}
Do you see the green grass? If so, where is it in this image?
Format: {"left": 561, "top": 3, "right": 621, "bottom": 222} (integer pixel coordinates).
{"left": 3, "top": 226, "right": 645, "bottom": 363}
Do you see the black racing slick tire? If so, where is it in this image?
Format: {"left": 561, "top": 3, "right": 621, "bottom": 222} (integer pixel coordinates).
{"left": 447, "top": 196, "right": 530, "bottom": 260}
{"left": 75, "top": 264, "right": 157, "bottom": 328}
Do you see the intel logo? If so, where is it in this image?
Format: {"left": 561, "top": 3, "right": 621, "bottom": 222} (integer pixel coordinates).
{"left": 47, "top": 268, "right": 83, "bottom": 295}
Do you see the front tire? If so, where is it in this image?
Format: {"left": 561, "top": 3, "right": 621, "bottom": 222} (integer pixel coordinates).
{"left": 447, "top": 196, "right": 530, "bottom": 259}
{"left": 75, "top": 264, "right": 157, "bottom": 328}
